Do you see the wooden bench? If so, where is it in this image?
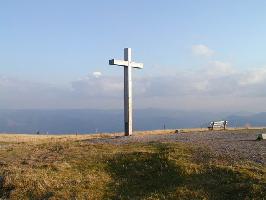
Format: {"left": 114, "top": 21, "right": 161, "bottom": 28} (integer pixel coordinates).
{"left": 208, "top": 120, "right": 228, "bottom": 130}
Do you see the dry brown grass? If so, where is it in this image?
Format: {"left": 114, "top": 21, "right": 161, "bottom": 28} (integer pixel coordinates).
{"left": 0, "top": 129, "right": 265, "bottom": 199}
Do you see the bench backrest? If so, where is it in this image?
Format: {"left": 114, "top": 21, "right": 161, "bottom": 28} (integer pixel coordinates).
{"left": 209, "top": 120, "right": 228, "bottom": 130}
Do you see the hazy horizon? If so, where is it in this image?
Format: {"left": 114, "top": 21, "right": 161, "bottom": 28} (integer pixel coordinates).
{"left": 0, "top": 108, "right": 265, "bottom": 134}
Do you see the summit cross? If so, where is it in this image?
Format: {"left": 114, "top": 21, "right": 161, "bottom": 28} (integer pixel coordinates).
{"left": 109, "top": 48, "right": 143, "bottom": 136}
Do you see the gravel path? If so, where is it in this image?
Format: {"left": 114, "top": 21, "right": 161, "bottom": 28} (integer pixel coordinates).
{"left": 88, "top": 130, "right": 266, "bottom": 165}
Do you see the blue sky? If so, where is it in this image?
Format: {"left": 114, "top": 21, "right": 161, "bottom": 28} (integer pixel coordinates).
{"left": 1, "top": 1, "right": 266, "bottom": 111}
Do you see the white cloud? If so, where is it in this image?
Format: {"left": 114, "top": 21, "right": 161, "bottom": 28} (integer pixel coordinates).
{"left": 71, "top": 74, "right": 123, "bottom": 97}
{"left": 92, "top": 71, "right": 102, "bottom": 78}
{"left": 192, "top": 80, "right": 209, "bottom": 91}
{"left": 0, "top": 76, "right": 71, "bottom": 109}
{"left": 207, "top": 61, "right": 235, "bottom": 76}
{"left": 239, "top": 68, "right": 266, "bottom": 86}
{"left": 192, "top": 44, "right": 214, "bottom": 57}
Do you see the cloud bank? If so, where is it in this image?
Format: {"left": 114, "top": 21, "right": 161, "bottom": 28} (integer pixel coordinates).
{"left": 1, "top": 62, "right": 266, "bottom": 111}
{"left": 1, "top": 45, "right": 266, "bottom": 111}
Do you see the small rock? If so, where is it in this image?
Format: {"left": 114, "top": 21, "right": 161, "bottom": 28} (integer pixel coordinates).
{"left": 257, "top": 133, "right": 266, "bottom": 140}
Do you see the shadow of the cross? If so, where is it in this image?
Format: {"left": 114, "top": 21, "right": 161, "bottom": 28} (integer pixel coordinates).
{"left": 105, "top": 143, "right": 183, "bottom": 199}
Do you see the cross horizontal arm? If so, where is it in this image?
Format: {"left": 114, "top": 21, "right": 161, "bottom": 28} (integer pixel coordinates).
{"left": 109, "top": 59, "right": 127, "bottom": 66}
{"left": 130, "top": 62, "right": 143, "bottom": 69}
{"left": 109, "top": 59, "right": 143, "bottom": 69}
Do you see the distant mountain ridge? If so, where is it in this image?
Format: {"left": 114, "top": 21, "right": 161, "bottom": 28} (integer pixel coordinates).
{"left": 227, "top": 112, "right": 266, "bottom": 127}
{"left": 0, "top": 109, "right": 265, "bottom": 134}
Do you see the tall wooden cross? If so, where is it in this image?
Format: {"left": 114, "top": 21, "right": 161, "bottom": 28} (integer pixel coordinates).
{"left": 109, "top": 48, "right": 143, "bottom": 136}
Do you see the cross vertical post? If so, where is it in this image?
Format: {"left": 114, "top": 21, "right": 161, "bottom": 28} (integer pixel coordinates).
{"left": 109, "top": 48, "right": 143, "bottom": 136}
{"left": 124, "top": 48, "right": 132, "bottom": 136}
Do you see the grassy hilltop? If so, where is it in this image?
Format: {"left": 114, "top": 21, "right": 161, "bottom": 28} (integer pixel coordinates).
{"left": 0, "top": 129, "right": 265, "bottom": 199}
